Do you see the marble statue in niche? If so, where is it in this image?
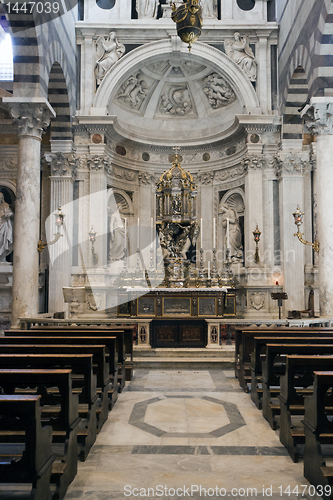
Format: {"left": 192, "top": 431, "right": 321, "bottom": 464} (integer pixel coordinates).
{"left": 202, "top": 73, "right": 236, "bottom": 109}
{"left": 200, "top": 0, "right": 217, "bottom": 18}
{"left": 136, "top": 0, "right": 159, "bottom": 19}
{"left": 220, "top": 204, "right": 243, "bottom": 262}
{"left": 0, "top": 193, "right": 13, "bottom": 263}
{"left": 109, "top": 208, "right": 126, "bottom": 261}
{"left": 116, "top": 73, "right": 149, "bottom": 110}
{"left": 160, "top": 85, "right": 192, "bottom": 116}
{"left": 95, "top": 32, "right": 125, "bottom": 86}
{"left": 224, "top": 32, "right": 257, "bottom": 82}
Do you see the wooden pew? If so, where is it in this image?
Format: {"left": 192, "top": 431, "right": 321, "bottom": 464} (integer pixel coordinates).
{"left": 236, "top": 327, "right": 333, "bottom": 392}
{"left": 6, "top": 328, "right": 128, "bottom": 391}
{"left": 28, "top": 324, "right": 135, "bottom": 382}
{"left": 0, "top": 336, "right": 118, "bottom": 407}
{"left": 0, "top": 395, "right": 55, "bottom": 500}
{"left": 261, "top": 344, "right": 333, "bottom": 429}
{"left": 0, "top": 354, "right": 97, "bottom": 461}
{"left": 303, "top": 371, "right": 333, "bottom": 497}
{"left": 0, "top": 345, "right": 109, "bottom": 431}
{"left": 279, "top": 355, "right": 333, "bottom": 462}
{"left": 0, "top": 369, "right": 80, "bottom": 500}
{"left": 251, "top": 336, "right": 333, "bottom": 409}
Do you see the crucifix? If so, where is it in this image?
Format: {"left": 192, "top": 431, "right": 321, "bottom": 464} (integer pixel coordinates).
{"left": 173, "top": 145, "right": 181, "bottom": 156}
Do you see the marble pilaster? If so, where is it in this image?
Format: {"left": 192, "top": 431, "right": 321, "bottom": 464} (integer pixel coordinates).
{"left": 45, "top": 152, "right": 77, "bottom": 315}
{"left": 2, "top": 98, "right": 55, "bottom": 326}
{"left": 304, "top": 97, "right": 333, "bottom": 317}
{"left": 275, "top": 142, "right": 307, "bottom": 313}
{"left": 88, "top": 154, "right": 108, "bottom": 268}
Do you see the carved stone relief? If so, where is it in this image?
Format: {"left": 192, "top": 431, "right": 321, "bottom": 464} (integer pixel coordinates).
{"left": 224, "top": 33, "right": 257, "bottom": 82}
{"left": 116, "top": 73, "right": 153, "bottom": 111}
{"left": 159, "top": 84, "right": 194, "bottom": 117}
{"left": 198, "top": 172, "right": 214, "bottom": 185}
{"left": 95, "top": 32, "right": 125, "bottom": 86}
{"left": 249, "top": 292, "right": 266, "bottom": 310}
{"left": 215, "top": 165, "right": 246, "bottom": 182}
{"left": 303, "top": 101, "right": 333, "bottom": 136}
{"left": 113, "top": 167, "right": 137, "bottom": 182}
{"left": 202, "top": 73, "right": 236, "bottom": 110}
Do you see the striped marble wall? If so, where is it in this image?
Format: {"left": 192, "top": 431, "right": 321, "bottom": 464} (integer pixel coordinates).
{"left": 278, "top": 0, "right": 333, "bottom": 116}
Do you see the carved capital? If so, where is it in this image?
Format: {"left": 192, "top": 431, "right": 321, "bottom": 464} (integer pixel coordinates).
{"left": 5, "top": 100, "right": 55, "bottom": 140}
{"left": 274, "top": 152, "right": 308, "bottom": 179}
{"left": 44, "top": 152, "right": 79, "bottom": 180}
{"left": 242, "top": 155, "right": 265, "bottom": 171}
{"left": 198, "top": 171, "right": 214, "bottom": 185}
{"left": 303, "top": 100, "right": 333, "bottom": 136}
{"left": 138, "top": 171, "right": 154, "bottom": 185}
{"left": 87, "top": 155, "right": 112, "bottom": 174}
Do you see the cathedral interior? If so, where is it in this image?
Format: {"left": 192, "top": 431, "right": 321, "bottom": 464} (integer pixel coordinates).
{"left": 1, "top": 0, "right": 333, "bottom": 498}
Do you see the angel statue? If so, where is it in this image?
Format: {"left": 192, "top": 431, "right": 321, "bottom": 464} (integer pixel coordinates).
{"left": 224, "top": 32, "right": 257, "bottom": 82}
{"left": 95, "top": 32, "right": 125, "bottom": 86}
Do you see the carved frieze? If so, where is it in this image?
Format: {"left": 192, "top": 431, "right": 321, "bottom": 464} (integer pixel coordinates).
{"left": 0, "top": 158, "right": 17, "bottom": 171}
{"left": 215, "top": 165, "right": 246, "bottom": 182}
{"left": 113, "top": 167, "right": 137, "bottom": 182}
{"left": 202, "top": 73, "right": 236, "bottom": 110}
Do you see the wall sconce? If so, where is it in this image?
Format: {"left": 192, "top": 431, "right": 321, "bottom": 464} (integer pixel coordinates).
{"left": 292, "top": 205, "right": 319, "bottom": 252}
{"left": 38, "top": 206, "right": 64, "bottom": 252}
{"left": 253, "top": 224, "right": 261, "bottom": 263}
{"left": 89, "top": 226, "right": 99, "bottom": 265}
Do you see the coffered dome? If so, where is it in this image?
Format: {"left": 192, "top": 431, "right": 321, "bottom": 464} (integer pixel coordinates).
{"left": 107, "top": 52, "right": 244, "bottom": 145}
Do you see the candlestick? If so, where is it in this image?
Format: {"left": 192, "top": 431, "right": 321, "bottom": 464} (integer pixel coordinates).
{"left": 137, "top": 217, "right": 140, "bottom": 249}
{"left": 200, "top": 217, "right": 203, "bottom": 249}
{"left": 151, "top": 217, "right": 153, "bottom": 247}
{"left": 124, "top": 217, "right": 127, "bottom": 248}
{"left": 213, "top": 218, "right": 216, "bottom": 249}
{"left": 208, "top": 260, "right": 210, "bottom": 279}
{"left": 226, "top": 217, "right": 230, "bottom": 250}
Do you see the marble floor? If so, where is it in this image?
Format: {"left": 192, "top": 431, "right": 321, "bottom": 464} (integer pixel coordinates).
{"left": 63, "top": 369, "right": 322, "bottom": 500}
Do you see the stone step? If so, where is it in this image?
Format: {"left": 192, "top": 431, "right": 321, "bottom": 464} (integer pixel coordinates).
{"left": 133, "top": 356, "right": 235, "bottom": 370}
{"left": 133, "top": 346, "right": 235, "bottom": 359}
{"left": 133, "top": 347, "right": 235, "bottom": 370}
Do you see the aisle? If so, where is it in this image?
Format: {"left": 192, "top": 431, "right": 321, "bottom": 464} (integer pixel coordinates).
{"left": 65, "top": 370, "right": 321, "bottom": 500}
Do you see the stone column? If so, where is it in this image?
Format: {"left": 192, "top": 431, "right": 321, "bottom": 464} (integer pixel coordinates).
{"left": 198, "top": 172, "right": 215, "bottom": 267}
{"left": 3, "top": 98, "right": 55, "bottom": 326}
{"left": 304, "top": 97, "right": 333, "bottom": 317}
{"left": 44, "top": 152, "right": 77, "bottom": 315}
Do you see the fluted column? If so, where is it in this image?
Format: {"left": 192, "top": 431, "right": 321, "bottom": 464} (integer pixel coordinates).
{"left": 304, "top": 97, "right": 333, "bottom": 317}
{"left": 3, "top": 98, "right": 55, "bottom": 326}
{"left": 45, "top": 152, "right": 77, "bottom": 315}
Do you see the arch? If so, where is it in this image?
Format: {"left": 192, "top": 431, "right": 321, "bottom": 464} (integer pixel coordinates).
{"left": 282, "top": 66, "right": 308, "bottom": 140}
{"left": 94, "top": 39, "right": 260, "bottom": 114}
{"left": 219, "top": 188, "right": 245, "bottom": 216}
{"left": 47, "top": 62, "right": 72, "bottom": 141}
{"left": 107, "top": 188, "right": 134, "bottom": 216}
{"left": 43, "top": 41, "right": 76, "bottom": 119}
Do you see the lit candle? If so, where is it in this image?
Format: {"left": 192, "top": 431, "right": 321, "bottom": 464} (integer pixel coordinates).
{"left": 208, "top": 261, "right": 210, "bottom": 279}
{"left": 227, "top": 218, "right": 230, "bottom": 249}
{"left": 200, "top": 217, "right": 203, "bottom": 249}
{"left": 213, "top": 218, "right": 216, "bottom": 249}
{"left": 137, "top": 217, "right": 140, "bottom": 249}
